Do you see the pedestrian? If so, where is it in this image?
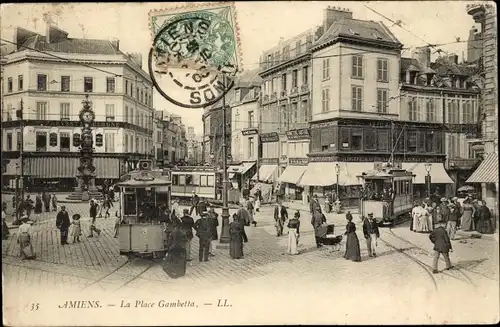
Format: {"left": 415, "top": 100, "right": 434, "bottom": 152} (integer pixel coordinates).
{"left": 163, "top": 219, "right": 188, "bottom": 278}
{"left": 2, "top": 205, "right": 10, "bottom": 240}
{"left": 51, "top": 193, "right": 58, "bottom": 211}
{"left": 194, "top": 211, "right": 211, "bottom": 262}
{"left": 56, "top": 205, "right": 70, "bottom": 245}
{"left": 420, "top": 201, "right": 430, "bottom": 233}
{"left": 255, "top": 187, "right": 262, "bottom": 212}
{"left": 34, "top": 193, "right": 43, "bottom": 215}
{"left": 107, "top": 186, "right": 114, "bottom": 204}
{"left": 312, "top": 207, "right": 325, "bottom": 248}
{"left": 17, "top": 215, "right": 35, "bottom": 260}
{"left": 246, "top": 197, "right": 257, "bottom": 227}
{"left": 113, "top": 210, "right": 122, "bottom": 238}
{"left": 476, "top": 200, "right": 494, "bottom": 234}
{"left": 344, "top": 214, "right": 361, "bottom": 262}
{"left": 103, "top": 196, "right": 113, "bottom": 218}
{"left": 171, "top": 198, "right": 180, "bottom": 218}
{"left": 273, "top": 197, "right": 288, "bottom": 237}
{"left": 460, "top": 197, "right": 475, "bottom": 231}
{"left": 286, "top": 211, "right": 300, "bottom": 255}
{"left": 42, "top": 192, "right": 50, "bottom": 212}
{"left": 446, "top": 199, "right": 459, "bottom": 240}
{"left": 180, "top": 209, "right": 195, "bottom": 261}
{"left": 24, "top": 195, "right": 33, "bottom": 219}
{"left": 71, "top": 214, "right": 82, "bottom": 243}
{"left": 229, "top": 213, "right": 245, "bottom": 259}
{"left": 309, "top": 194, "right": 321, "bottom": 214}
{"left": 429, "top": 219, "right": 453, "bottom": 274}
{"left": 362, "top": 213, "right": 380, "bottom": 257}
{"left": 190, "top": 191, "right": 200, "bottom": 216}
{"left": 89, "top": 199, "right": 98, "bottom": 224}
{"left": 208, "top": 208, "right": 219, "bottom": 256}
{"left": 97, "top": 198, "right": 103, "bottom": 218}
{"left": 430, "top": 202, "right": 439, "bottom": 231}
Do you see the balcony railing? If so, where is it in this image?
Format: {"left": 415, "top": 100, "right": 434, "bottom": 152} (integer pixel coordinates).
{"left": 279, "top": 91, "right": 287, "bottom": 98}
{"left": 290, "top": 87, "right": 298, "bottom": 95}
{"left": 300, "top": 84, "right": 309, "bottom": 93}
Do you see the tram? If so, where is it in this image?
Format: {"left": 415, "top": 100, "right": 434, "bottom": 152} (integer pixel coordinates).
{"left": 117, "top": 160, "right": 171, "bottom": 259}
{"left": 358, "top": 164, "right": 415, "bottom": 226}
{"left": 170, "top": 166, "right": 222, "bottom": 202}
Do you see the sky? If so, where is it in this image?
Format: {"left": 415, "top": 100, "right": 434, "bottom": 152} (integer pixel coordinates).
{"left": 0, "top": 1, "right": 482, "bottom": 134}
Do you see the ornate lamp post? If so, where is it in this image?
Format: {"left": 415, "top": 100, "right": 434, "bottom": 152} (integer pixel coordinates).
{"left": 335, "top": 163, "right": 340, "bottom": 213}
{"left": 425, "top": 163, "right": 432, "bottom": 199}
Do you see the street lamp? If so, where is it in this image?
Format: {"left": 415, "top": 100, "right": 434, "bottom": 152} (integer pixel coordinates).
{"left": 335, "top": 163, "right": 340, "bottom": 198}
{"left": 424, "top": 163, "right": 432, "bottom": 198}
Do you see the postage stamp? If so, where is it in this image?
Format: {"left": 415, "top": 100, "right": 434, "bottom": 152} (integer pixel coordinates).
{"left": 148, "top": 2, "right": 242, "bottom": 108}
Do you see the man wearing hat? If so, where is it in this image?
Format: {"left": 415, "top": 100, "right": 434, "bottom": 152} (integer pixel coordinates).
{"left": 190, "top": 191, "right": 200, "bottom": 216}
{"left": 429, "top": 219, "right": 453, "bottom": 273}
{"left": 180, "top": 208, "right": 195, "bottom": 261}
{"left": 56, "top": 205, "right": 71, "bottom": 245}
{"left": 362, "top": 213, "right": 380, "bottom": 257}
{"left": 446, "top": 198, "right": 459, "bottom": 240}
{"left": 194, "top": 210, "right": 211, "bottom": 262}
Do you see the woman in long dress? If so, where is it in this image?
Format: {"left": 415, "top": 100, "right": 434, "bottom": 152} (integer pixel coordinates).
{"left": 229, "top": 214, "right": 244, "bottom": 259}
{"left": 34, "top": 194, "right": 43, "bottom": 215}
{"left": 420, "top": 203, "right": 430, "bottom": 233}
{"left": 71, "top": 214, "right": 82, "bottom": 243}
{"left": 344, "top": 215, "right": 361, "bottom": 262}
{"left": 460, "top": 198, "right": 475, "bottom": 231}
{"left": 286, "top": 211, "right": 300, "bottom": 255}
{"left": 18, "top": 216, "right": 35, "bottom": 260}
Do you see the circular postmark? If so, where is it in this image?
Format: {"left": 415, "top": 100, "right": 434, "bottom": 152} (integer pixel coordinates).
{"left": 148, "top": 11, "right": 239, "bottom": 108}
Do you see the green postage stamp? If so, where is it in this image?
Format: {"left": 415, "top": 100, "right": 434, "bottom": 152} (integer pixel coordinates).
{"left": 148, "top": 2, "right": 242, "bottom": 108}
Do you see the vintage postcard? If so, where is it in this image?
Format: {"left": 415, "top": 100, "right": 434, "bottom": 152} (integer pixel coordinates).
{"left": 1, "top": 1, "right": 499, "bottom": 326}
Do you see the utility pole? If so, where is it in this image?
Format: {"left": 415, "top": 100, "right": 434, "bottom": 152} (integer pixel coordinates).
{"left": 219, "top": 75, "right": 230, "bottom": 244}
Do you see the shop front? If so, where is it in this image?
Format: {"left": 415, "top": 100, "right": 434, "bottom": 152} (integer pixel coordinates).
{"left": 402, "top": 162, "right": 454, "bottom": 200}
{"left": 277, "top": 158, "right": 308, "bottom": 202}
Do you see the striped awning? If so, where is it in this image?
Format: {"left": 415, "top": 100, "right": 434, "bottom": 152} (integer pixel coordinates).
{"left": 252, "top": 165, "right": 278, "bottom": 183}
{"left": 26, "top": 157, "right": 79, "bottom": 178}
{"left": 466, "top": 152, "right": 498, "bottom": 184}
{"left": 93, "top": 157, "right": 120, "bottom": 179}
{"left": 277, "top": 165, "right": 307, "bottom": 185}
{"left": 298, "top": 162, "right": 371, "bottom": 186}
{"left": 402, "top": 162, "right": 454, "bottom": 184}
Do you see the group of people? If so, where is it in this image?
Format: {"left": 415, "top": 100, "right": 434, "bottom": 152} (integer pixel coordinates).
{"left": 11, "top": 193, "right": 58, "bottom": 222}
{"left": 411, "top": 196, "right": 494, "bottom": 240}
{"left": 342, "top": 212, "right": 380, "bottom": 262}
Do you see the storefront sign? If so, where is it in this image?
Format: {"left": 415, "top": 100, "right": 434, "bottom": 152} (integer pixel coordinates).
{"left": 242, "top": 128, "right": 258, "bottom": 136}
{"left": 49, "top": 133, "right": 58, "bottom": 147}
{"left": 286, "top": 128, "right": 310, "bottom": 140}
{"left": 288, "top": 158, "right": 309, "bottom": 165}
{"left": 260, "top": 158, "right": 279, "bottom": 164}
{"left": 73, "top": 133, "right": 81, "bottom": 147}
{"left": 95, "top": 133, "right": 103, "bottom": 147}
{"left": 260, "top": 132, "right": 279, "bottom": 143}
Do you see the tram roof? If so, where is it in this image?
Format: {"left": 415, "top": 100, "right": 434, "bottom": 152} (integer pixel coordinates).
{"left": 116, "top": 170, "right": 171, "bottom": 188}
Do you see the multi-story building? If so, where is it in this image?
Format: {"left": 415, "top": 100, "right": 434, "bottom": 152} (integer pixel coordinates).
{"left": 465, "top": 3, "right": 498, "bottom": 218}
{"left": 186, "top": 126, "right": 202, "bottom": 165}
{"left": 1, "top": 25, "right": 155, "bottom": 191}
{"left": 161, "top": 113, "right": 188, "bottom": 166}
{"left": 258, "top": 27, "right": 314, "bottom": 198}
{"left": 298, "top": 7, "right": 450, "bottom": 206}
{"left": 399, "top": 47, "right": 480, "bottom": 197}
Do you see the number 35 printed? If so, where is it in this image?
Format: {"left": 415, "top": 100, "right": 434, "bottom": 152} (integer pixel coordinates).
{"left": 30, "top": 303, "right": 40, "bottom": 311}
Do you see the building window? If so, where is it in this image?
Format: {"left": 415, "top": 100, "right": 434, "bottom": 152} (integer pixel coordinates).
{"left": 105, "top": 133, "right": 115, "bottom": 152}
{"left": 60, "top": 103, "right": 70, "bottom": 121}
{"left": 302, "top": 100, "right": 309, "bottom": 122}
{"left": 124, "top": 106, "right": 128, "bottom": 122}
{"left": 281, "top": 73, "right": 287, "bottom": 93}
{"left": 60, "top": 132, "right": 71, "bottom": 151}
{"left": 36, "top": 102, "right": 48, "bottom": 120}
{"left": 321, "top": 88, "right": 330, "bottom": 112}
{"left": 106, "top": 77, "right": 115, "bottom": 93}
{"left": 340, "top": 128, "right": 350, "bottom": 149}
{"left": 352, "top": 86, "right": 363, "bottom": 111}
{"left": 18, "top": 75, "right": 23, "bottom": 91}
{"left": 291, "top": 102, "right": 298, "bottom": 124}
{"left": 36, "top": 132, "right": 47, "bottom": 151}
{"left": 408, "top": 98, "right": 418, "bottom": 121}
{"left": 7, "top": 77, "right": 12, "bottom": 92}
{"left": 462, "top": 100, "right": 474, "bottom": 123}
{"left": 248, "top": 111, "right": 254, "bottom": 128}
{"left": 352, "top": 55, "right": 363, "bottom": 78}
{"left": 377, "top": 130, "right": 389, "bottom": 151}
{"left": 377, "top": 89, "right": 388, "bottom": 113}
{"left": 448, "top": 133, "right": 460, "bottom": 158}
{"left": 84, "top": 77, "right": 93, "bottom": 92}
{"left": 105, "top": 104, "right": 115, "bottom": 121}
{"left": 61, "top": 76, "right": 70, "bottom": 92}
{"left": 16, "top": 131, "right": 21, "bottom": 150}
{"left": 377, "top": 58, "right": 388, "bottom": 82}
{"left": 292, "top": 70, "right": 298, "bottom": 88}
{"left": 6, "top": 133, "right": 12, "bottom": 151}
{"left": 407, "top": 130, "right": 418, "bottom": 152}
{"left": 322, "top": 58, "right": 330, "bottom": 80}
{"left": 281, "top": 141, "right": 287, "bottom": 156}
{"left": 37, "top": 74, "right": 47, "bottom": 91}
{"left": 249, "top": 137, "right": 254, "bottom": 158}
{"left": 124, "top": 135, "right": 129, "bottom": 153}
{"left": 302, "top": 66, "right": 308, "bottom": 85}
{"left": 425, "top": 132, "right": 435, "bottom": 153}
{"left": 136, "top": 87, "right": 139, "bottom": 99}
{"left": 364, "top": 129, "right": 377, "bottom": 151}
{"left": 447, "top": 99, "right": 459, "bottom": 123}
{"left": 234, "top": 89, "right": 241, "bottom": 102}
{"left": 351, "top": 129, "right": 363, "bottom": 151}
{"left": 125, "top": 80, "right": 128, "bottom": 95}
{"left": 426, "top": 99, "right": 435, "bottom": 122}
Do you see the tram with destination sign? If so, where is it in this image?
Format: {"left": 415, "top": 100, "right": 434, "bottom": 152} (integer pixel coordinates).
{"left": 116, "top": 160, "right": 172, "bottom": 259}
{"left": 357, "top": 164, "right": 415, "bottom": 226}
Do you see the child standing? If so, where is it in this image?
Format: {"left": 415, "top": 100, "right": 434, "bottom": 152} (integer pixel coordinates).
{"left": 71, "top": 214, "right": 82, "bottom": 243}
{"left": 429, "top": 219, "right": 453, "bottom": 274}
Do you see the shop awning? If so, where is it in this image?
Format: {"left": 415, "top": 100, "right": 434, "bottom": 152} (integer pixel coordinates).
{"left": 298, "top": 162, "right": 370, "bottom": 186}
{"left": 466, "top": 152, "right": 498, "bottom": 183}
{"left": 26, "top": 157, "right": 79, "bottom": 178}
{"left": 252, "top": 165, "right": 278, "bottom": 183}
{"left": 277, "top": 165, "right": 307, "bottom": 185}
{"left": 227, "top": 162, "right": 255, "bottom": 175}
{"left": 3, "top": 158, "right": 21, "bottom": 176}
{"left": 94, "top": 157, "right": 120, "bottom": 179}
{"left": 402, "top": 162, "right": 453, "bottom": 184}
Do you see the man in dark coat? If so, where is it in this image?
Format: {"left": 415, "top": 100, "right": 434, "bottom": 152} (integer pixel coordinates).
{"left": 180, "top": 209, "right": 195, "bottom": 261}
{"left": 194, "top": 212, "right": 211, "bottom": 262}
{"left": 89, "top": 199, "right": 98, "bottom": 225}
{"left": 190, "top": 192, "right": 200, "bottom": 216}
{"left": 446, "top": 200, "right": 459, "bottom": 240}
{"left": 42, "top": 192, "right": 51, "bottom": 212}
{"left": 197, "top": 198, "right": 209, "bottom": 215}
{"left": 429, "top": 220, "right": 453, "bottom": 273}
{"left": 362, "top": 213, "right": 380, "bottom": 257}
{"left": 274, "top": 198, "right": 288, "bottom": 237}
{"left": 311, "top": 207, "right": 325, "bottom": 248}
{"left": 236, "top": 204, "right": 249, "bottom": 243}
{"left": 207, "top": 208, "right": 219, "bottom": 256}
{"left": 309, "top": 194, "right": 321, "bottom": 214}
{"left": 56, "top": 205, "right": 71, "bottom": 245}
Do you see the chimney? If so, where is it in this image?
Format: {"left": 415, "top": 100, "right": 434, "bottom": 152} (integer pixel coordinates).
{"left": 323, "top": 6, "right": 353, "bottom": 33}
{"left": 111, "top": 38, "right": 120, "bottom": 50}
{"left": 411, "top": 46, "right": 431, "bottom": 68}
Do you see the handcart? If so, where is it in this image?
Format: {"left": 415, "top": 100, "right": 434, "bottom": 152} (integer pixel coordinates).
{"left": 317, "top": 224, "right": 343, "bottom": 252}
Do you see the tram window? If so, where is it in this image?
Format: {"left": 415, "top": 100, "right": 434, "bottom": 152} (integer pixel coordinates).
{"left": 185, "top": 174, "right": 193, "bottom": 185}
{"left": 124, "top": 193, "right": 137, "bottom": 215}
{"left": 200, "top": 175, "right": 208, "bottom": 186}
{"left": 192, "top": 174, "right": 200, "bottom": 186}
{"left": 207, "top": 175, "right": 214, "bottom": 187}
{"left": 172, "top": 175, "right": 179, "bottom": 185}
{"left": 179, "top": 175, "right": 186, "bottom": 186}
